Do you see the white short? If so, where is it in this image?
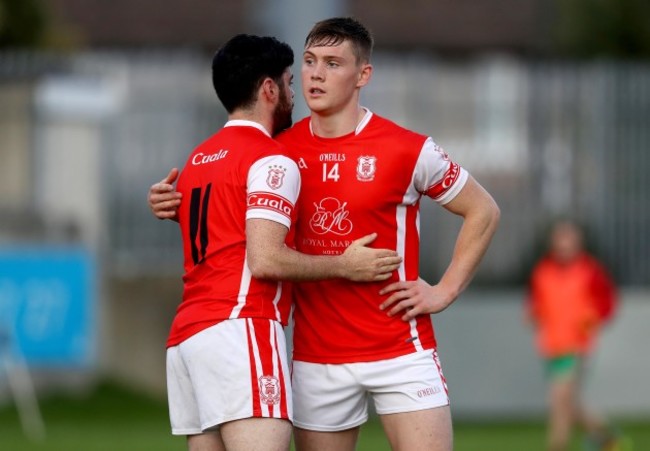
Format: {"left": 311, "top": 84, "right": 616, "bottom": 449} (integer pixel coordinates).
{"left": 166, "top": 318, "right": 292, "bottom": 435}
{"left": 291, "top": 349, "right": 449, "bottom": 432}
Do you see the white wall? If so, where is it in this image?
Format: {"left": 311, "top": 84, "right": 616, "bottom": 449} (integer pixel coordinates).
{"left": 433, "top": 289, "right": 650, "bottom": 419}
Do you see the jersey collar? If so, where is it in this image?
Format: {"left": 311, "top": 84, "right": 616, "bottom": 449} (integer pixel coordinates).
{"left": 224, "top": 119, "right": 272, "bottom": 138}
{"left": 355, "top": 107, "right": 373, "bottom": 134}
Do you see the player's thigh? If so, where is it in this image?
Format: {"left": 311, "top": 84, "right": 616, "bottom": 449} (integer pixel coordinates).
{"left": 548, "top": 376, "right": 577, "bottom": 412}
{"left": 187, "top": 431, "right": 226, "bottom": 451}
{"left": 220, "top": 417, "right": 292, "bottom": 451}
{"left": 293, "top": 426, "right": 360, "bottom": 451}
{"left": 379, "top": 405, "right": 453, "bottom": 451}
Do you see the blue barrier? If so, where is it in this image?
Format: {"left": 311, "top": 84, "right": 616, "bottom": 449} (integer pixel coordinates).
{"left": 0, "top": 246, "right": 96, "bottom": 368}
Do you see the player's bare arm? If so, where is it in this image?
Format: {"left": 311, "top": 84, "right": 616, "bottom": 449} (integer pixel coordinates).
{"left": 379, "top": 176, "right": 500, "bottom": 320}
{"left": 246, "top": 218, "right": 402, "bottom": 282}
{"left": 148, "top": 168, "right": 182, "bottom": 221}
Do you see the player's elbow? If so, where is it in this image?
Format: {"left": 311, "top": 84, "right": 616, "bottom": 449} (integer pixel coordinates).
{"left": 247, "top": 254, "right": 282, "bottom": 280}
{"left": 480, "top": 197, "right": 500, "bottom": 235}
{"left": 489, "top": 201, "right": 501, "bottom": 229}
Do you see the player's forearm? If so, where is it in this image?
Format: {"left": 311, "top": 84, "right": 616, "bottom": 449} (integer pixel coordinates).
{"left": 248, "top": 245, "right": 343, "bottom": 281}
{"left": 246, "top": 218, "right": 346, "bottom": 282}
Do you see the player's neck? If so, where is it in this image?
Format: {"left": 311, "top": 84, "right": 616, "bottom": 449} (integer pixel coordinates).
{"left": 310, "top": 105, "right": 366, "bottom": 138}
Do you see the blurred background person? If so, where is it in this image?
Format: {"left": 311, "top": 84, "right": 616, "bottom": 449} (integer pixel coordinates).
{"left": 526, "top": 219, "right": 623, "bottom": 451}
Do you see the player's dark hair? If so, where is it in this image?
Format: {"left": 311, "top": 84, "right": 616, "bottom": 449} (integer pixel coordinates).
{"left": 305, "top": 17, "right": 374, "bottom": 64}
{"left": 212, "top": 34, "right": 294, "bottom": 113}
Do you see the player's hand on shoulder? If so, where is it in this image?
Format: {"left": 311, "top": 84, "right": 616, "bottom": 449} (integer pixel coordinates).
{"left": 340, "top": 233, "right": 402, "bottom": 282}
{"left": 379, "top": 278, "right": 455, "bottom": 321}
{"left": 149, "top": 168, "right": 182, "bottom": 221}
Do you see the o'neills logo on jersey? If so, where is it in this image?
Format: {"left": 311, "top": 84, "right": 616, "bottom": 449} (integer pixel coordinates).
{"left": 247, "top": 192, "right": 293, "bottom": 219}
{"left": 259, "top": 375, "right": 281, "bottom": 405}
{"left": 356, "top": 156, "right": 377, "bottom": 182}
{"left": 429, "top": 162, "right": 461, "bottom": 199}
{"left": 309, "top": 197, "right": 353, "bottom": 236}
{"left": 191, "top": 149, "right": 229, "bottom": 165}
{"left": 266, "top": 164, "right": 286, "bottom": 190}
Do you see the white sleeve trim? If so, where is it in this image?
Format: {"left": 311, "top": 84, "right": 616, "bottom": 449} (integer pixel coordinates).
{"left": 413, "top": 138, "right": 469, "bottom": 205}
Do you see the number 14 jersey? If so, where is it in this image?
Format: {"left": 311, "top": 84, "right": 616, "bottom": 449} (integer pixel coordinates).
{"left": 277, "top": 110, "right": 468, "bottom": 364}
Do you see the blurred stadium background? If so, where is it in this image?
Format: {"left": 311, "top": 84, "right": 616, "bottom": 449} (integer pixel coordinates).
{"left": 1, "top": 0, "right": 649, "bottom": 449}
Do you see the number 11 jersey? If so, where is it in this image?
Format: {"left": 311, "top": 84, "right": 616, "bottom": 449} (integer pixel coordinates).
{"left": 167, "top": 120, "right": 300, "bottom": 348}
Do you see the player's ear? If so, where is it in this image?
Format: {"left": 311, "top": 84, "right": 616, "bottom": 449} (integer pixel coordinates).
{"left": 357, "top": 63, "right": 373, "bottom": 88}
{"left": 260, "top": 77, "right": 278, "bottom": 102}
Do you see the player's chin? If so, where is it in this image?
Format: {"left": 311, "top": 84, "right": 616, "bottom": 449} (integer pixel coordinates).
{"left": 304, "top": 98, "right": 328, "bottom": 112}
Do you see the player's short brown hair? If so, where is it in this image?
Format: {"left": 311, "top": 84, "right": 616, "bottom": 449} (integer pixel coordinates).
{"left": 305, "top": 17, "right": 374, "bottom": 64}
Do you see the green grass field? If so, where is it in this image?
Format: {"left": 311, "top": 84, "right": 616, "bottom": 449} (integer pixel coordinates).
{"left": 0, "top": 381, "right": 647, "bottom": 450}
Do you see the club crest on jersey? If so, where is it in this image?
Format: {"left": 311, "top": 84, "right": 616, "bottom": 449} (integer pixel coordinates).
{"left": 259, "top": 375, "right": 281, "bottom": 405}
{"left": 356, "top": 156, "right": 377, "bottom": 182}
{"left": 266, "top": 165, "right": 286, "bottom": 190}
{"left": 433, "top": 143, "right": 450, "bottom": 161}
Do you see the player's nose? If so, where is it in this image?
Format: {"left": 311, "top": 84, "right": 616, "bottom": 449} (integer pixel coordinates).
{"left": 311, "top": 62, "right": 325, "bottom": 80}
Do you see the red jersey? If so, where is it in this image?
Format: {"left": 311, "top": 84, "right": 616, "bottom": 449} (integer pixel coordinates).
{"left": 167, "top": 120, "right": 300, "bottom": 347}
{"left": 528, "top": 252, "right": 617, "bottom": 357}
{"left": 276, "top": 110, "right": 468, "bottom": 363}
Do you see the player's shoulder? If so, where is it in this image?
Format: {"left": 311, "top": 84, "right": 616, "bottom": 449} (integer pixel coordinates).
{"left": 531, "top": 256, "right": 556, "bottom": 276}
{"left": 223, "top": 125, "right": 290, "bottom": 159}
{"left": 367, "top": 113, "right": 428, "bottom": 142}
{"left": 276, "top": 117, "right": 310, "bottom": 144}
{"left": 253, "top": 140, "right": 296, "bottom": 171}
{"left": 275, "top": 118, "right": 310, "bottom": 160}
{"left": 185, "top": 126, "right": 290, "bottom": 169}
{"left": 578, "top": 253, "right": 608, "bottom": 274}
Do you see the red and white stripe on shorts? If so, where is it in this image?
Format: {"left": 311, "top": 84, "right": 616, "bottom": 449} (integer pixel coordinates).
{"left": 245, "top": 318, "right": 291, "bottom": 419}
{"left": 432, "top": 348, "right": 450, "bottom": 402}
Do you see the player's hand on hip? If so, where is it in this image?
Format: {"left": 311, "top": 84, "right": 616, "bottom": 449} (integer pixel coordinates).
{"left": 341, "top": 233, "right": 402, "bottom": 282}
{"left": 148, "top": 168, "right": 182, "bottom": 220}
{"left": 379, "top": 278, "right": 454, "bottom": 321}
